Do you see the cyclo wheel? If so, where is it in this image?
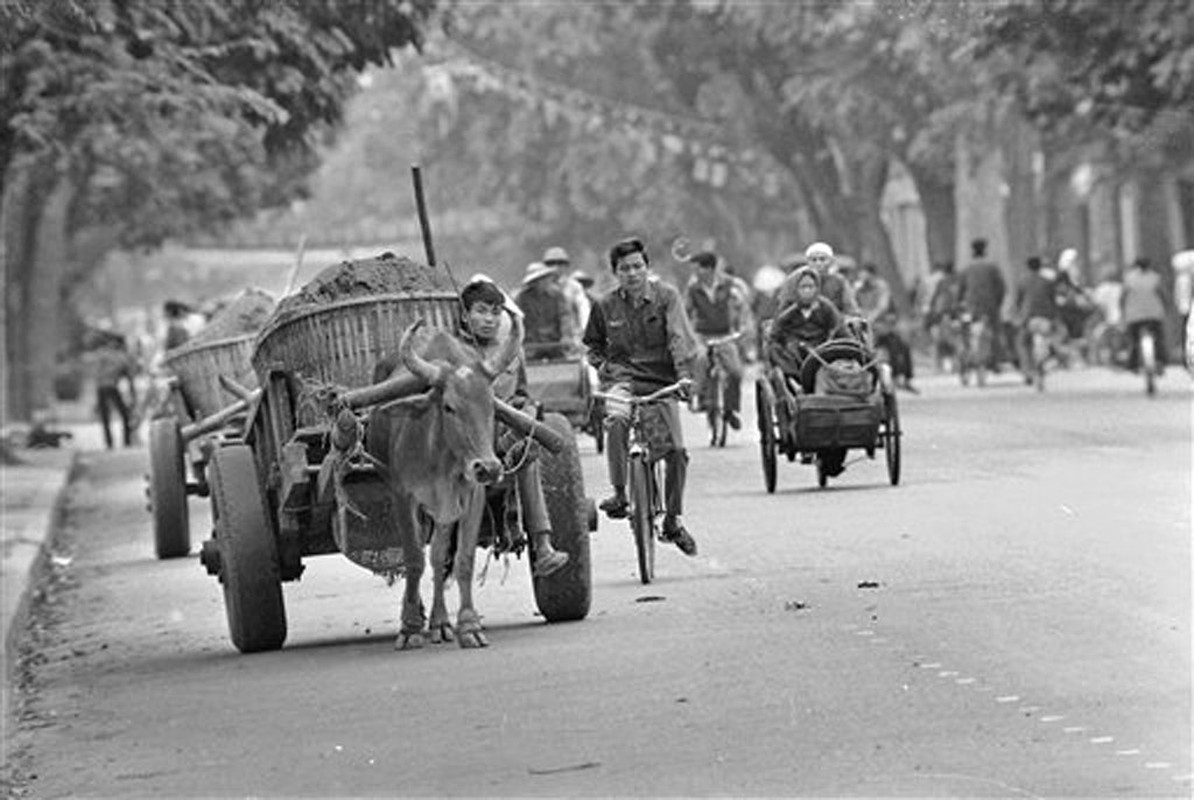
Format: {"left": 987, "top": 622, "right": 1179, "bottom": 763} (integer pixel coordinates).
{"left": 816, "top": 454, "right": 829, "bottom": 488}
{"left": 883, "top": 391, "right": 902, "bottom": 486}
{"left": 211, "top": 443, "right": 287, "bottom": 653}
{"left": 531, "top": 413, "right": 592, "bottom": 622}
{"left": 755, "top": 379, "right": 777, "bottom": 494}
{"left": 149, "top": 416, "right": 190, "bottom": 559}
{"left": 628, "top": 453, "right": 656, "bottom": 584}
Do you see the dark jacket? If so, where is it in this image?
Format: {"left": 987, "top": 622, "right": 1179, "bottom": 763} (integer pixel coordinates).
{"left": 959, "top": 260, "right": 1006, "bottom": 320}
{"left": 583, "top": 279, "right": 698, "bottom": 394}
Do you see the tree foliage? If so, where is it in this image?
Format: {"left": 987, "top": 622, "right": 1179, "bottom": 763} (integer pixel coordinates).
{"left": 1, "top": 0, "right": 436, "bottom": 421}
{"left": 1, "top": 0, "right": 437, "bottom": 248}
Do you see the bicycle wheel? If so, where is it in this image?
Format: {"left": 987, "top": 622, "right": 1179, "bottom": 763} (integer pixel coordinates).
{"left": 755, "top": 380, "right": 777, "bottom": 494}
{"left": 1140, "top": 330, "right": 1157, "bottom": 396}
{"left": 883, "top": 391, "right": 901, "bottom": 486}
{"left": 628, "top": 454, "right": 656, "bottom": 584}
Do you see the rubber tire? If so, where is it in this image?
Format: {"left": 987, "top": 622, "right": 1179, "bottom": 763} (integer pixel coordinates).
{"left": 1141, "top": 332, "right": 1157, "bottom": 396}
{"left": 149, "top": 417, "right": 190, "bottom": 559}
{"left": 755, "top": 381, "right": 777, "bottom": 494}
{"left": 531, "top": 413, "right": 592, "bottom": 622}
{"left": 211, "top": 444, "right": 287, "bottom": 653}
{"left": 884, "top": 392, "right": 902, "bottom": 486}
{"left": 628, "top": 455, "right": 656, "bottom": 585}
{"left": 816, "top": 455, "right": 829, "bottom": 488}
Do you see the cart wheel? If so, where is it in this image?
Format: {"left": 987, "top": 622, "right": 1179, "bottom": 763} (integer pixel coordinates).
{"left": 211, "top": 443, "right": 286, "bottom": 653}
{"left": 149, "top": 416, "right": 190, "bottom": 559}
{"left": 531, "top": 413, "right": 592, "bottom": 622}
{"left": 628, "top": 455, "right": 656, "bottom": 585}
{"left": 816, "top": 454, "right": 829, "bottom": 488}
{"left": 883, "top": 391, "right": 902, "bottom": 486}
{"left": 755, "top": 380, "right": 777, "bottom": 494}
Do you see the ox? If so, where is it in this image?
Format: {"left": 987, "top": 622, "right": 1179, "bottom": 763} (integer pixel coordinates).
{"left": 366, "top": 317, "right": 522, "bottom": 649}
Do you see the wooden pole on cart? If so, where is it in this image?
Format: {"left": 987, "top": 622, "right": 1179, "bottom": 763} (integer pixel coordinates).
{"left": 411, "top": 164, "right": 437, "bottom": 269}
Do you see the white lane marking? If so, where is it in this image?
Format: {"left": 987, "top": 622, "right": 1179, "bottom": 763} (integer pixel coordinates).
{"left": 938, "top": 670, "right": 959, "bottom": 677}
{"left": 1063, "top": 726, "right": 1087, "bottom": 734}
{"left": 1173, "top": 774, "right": 1193, "bottom": 782}
{"left": 1060, "top": 504, "right": 1075, "bottom": 515}
{"left": 1115, "top": 749, "right": 1141, "bottom": 756}
{"left": 1019, "top": 705, "right": 1040, "bottom": 713}
{"left": 919, "top": 662, "right": 942, "bottom": 669}
{"left": 1144, "top": 762, "right": 1172, "bottom": 769}
{"left": 1040, "top": 715, "right": 1064, "bottom": 722}
{"left": 955, "top": 677, "right": 977, "bottom": 685}
{"left": 996, "top": 695, "right": 1020, "bottom": 703}
{"left": 855, "top": 629, "right": 874, "bottom": 637}
{"left": 869, "top": 637, "right": 888, "bottom": 644}
{"left": 1089, "top": 736, "right": 1114, "bottom": 744}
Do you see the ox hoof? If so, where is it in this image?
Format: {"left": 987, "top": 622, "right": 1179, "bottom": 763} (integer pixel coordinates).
{"left": 456, "top": 610, "right": 488, "bottom": 649}
{"left": 395, "top": 630, "right": 426, "bottom": 651}
{"left": 428, "top": 622, "right": 455, "bottom": 644}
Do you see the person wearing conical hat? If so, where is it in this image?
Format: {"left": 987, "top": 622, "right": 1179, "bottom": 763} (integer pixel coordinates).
{"left": 513, "top": 260, "right": 575, "bottom": 361}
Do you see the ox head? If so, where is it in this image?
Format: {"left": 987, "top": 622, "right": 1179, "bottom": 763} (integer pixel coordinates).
{"left": 398, "top": 316, "right": 523, "bottom": 486}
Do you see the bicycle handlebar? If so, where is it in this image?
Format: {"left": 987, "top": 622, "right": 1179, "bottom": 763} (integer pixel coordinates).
{"left": 703, "top": 330, "right": 744, "bottom": 348}
{"left": 591, "top": 378, "right": 693, "bottom": 406}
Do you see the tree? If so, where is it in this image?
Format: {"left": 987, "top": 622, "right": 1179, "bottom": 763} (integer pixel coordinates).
{"left": 1, "top": 0, "right": 436, "bottom": 421}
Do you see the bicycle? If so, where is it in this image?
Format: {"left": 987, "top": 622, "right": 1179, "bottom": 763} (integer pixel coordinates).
{"left": 1023, "top": 317, "right": 1056, "bottom": 392}
{"left": 1136, "top": 323, "right": 1160, "bottom": 396}
{"left": 957, "top": 312, "right": 993, "bottom": 388}
{"left": 698, "top": 331, "right": 744, "bottom": 448}
{"left": 592, "top": 380, "right": 691, "bottom": 584}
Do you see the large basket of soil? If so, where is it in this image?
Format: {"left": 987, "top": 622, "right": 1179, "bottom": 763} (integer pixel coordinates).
{"left": 161, "top": 335, "right": 259, "bottom": 418}
{"left": 251, "top": 253, "right": 460, "bottom": 390}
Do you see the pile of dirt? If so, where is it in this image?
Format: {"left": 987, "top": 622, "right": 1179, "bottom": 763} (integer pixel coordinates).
{"left": 273, "top": 252, "right": 456, "bottom": 322}
{"left": 190, "top": 288, "right": 276, "bottom": 345}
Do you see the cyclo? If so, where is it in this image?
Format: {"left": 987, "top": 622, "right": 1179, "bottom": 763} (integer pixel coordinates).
{"left": 591, "top": 380, "right": 691, "bottom": 584}
{"left": 755, "top": 322, "right": 901, "bottom": 492}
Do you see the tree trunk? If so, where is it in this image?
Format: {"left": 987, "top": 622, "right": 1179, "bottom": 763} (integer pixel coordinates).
{"left": 908, "top": 165, "right": 956, "bottom": 268}
{"left": 853, "top": 155, "right": 910, "bottom": 314}
{"left": 1001, "top": 111, "right": 1040, "bottom": 278}
{"left": 3, "top": 159, "right": 70, "bottom": 422}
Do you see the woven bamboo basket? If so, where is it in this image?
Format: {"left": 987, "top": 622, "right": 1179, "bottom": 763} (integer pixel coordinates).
{"left": 161, "top": 335, "right": 258, "bottom": 418}
{"left": 251, "top": 293, "right": 460, "bottom": 390}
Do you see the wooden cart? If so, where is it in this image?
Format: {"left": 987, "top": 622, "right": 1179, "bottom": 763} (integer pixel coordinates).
{"left": 147, "top": 335, "right": 259, "bottom": 559}
{"left": 196, "top": 293, "right": 595, "bottom": 653}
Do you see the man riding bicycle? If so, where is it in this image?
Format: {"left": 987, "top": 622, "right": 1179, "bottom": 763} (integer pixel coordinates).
{"left": 582, "top": 236, "right": 701, "bottom": 556}
{"left": 1121, "top": 256, "right": 1171, "bottom": 373}
{"left": 683, "top": 250, "right": 748, "bottom": 430}
{"left": 1013, "top": 256, "right": 1060, "bottom": 385}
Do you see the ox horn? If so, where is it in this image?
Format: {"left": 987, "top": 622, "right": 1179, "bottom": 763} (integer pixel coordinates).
{"left": 399, "top": 320, "right": 443, "bottom": 386}
{"left": 480, "top": 312, "right": 523, "bottom": 380}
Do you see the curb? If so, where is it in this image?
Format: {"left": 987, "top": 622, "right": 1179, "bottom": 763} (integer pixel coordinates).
{"left": 2, "top": 450, "right": 81, "bottom": 713}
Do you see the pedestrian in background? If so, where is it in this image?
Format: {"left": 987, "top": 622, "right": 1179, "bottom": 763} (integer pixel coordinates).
{"left": 958, "top": 238, "right": 1007, "bottom": 370}
{"left": 87, "top": 331, "right": 138, "bottom": 449}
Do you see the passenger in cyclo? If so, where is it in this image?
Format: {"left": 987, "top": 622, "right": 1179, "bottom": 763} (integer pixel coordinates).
{"left": 583, "top": 236, "right": 700, "bottom": 556}
{"left": 513, "top": 260, "right": 578, "bottom": 362}
{"left": 766, "top": 265, "right": 873, "bottom": 477}
{"left": 684, "top": 249, "right": 749, "bottom": 429}
{"left": 776, "top": 241, "right": 861, "bottom": 319}
{"left": 455, "top": 276, "right": 570, "bottom": 577}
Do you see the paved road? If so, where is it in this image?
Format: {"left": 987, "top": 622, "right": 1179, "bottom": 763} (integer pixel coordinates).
{"left": 4, "top": 368, "right": 1191, "bottom": 797}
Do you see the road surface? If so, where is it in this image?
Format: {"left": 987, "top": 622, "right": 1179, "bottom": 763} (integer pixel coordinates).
{"left": 4, "top": 367, "right": 1190, "bottom": 797}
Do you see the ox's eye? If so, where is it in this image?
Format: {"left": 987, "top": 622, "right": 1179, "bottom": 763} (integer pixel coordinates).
{"left": 443, "top": 402, "right": 457, "bottom": 415}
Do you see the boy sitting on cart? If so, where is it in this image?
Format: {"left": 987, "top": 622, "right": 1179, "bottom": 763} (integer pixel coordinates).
{"left": 454, "top": 277, "right": 572, "bottom": 577}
